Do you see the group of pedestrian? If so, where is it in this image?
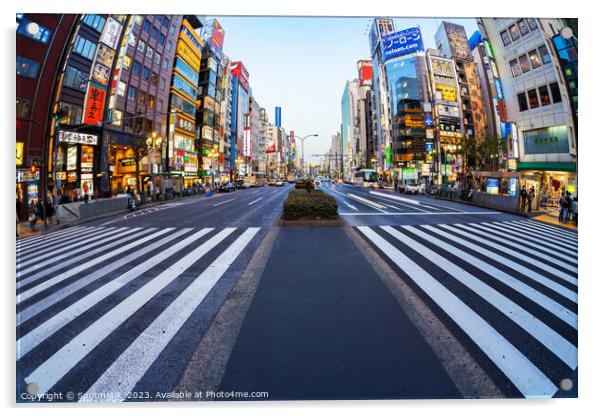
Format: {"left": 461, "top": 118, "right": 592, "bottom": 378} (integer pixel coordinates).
{"left": 25, "top": 193, "right": 60, "bottom": 232}
{"left": 519, "top": 185, "right": 536, "bottom": 213}
{"left": 558, "top": 191, "right": 577, "bottom": 224}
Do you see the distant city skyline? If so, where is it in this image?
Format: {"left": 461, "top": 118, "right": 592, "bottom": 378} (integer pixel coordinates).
{"left": 210, "top": 16, "right": 479, "bottom": 163}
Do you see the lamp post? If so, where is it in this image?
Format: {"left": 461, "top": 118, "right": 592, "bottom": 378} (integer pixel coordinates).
{"left": 146, "top": 131, "right": 162, "bottom": 201}
{"left": 296, "top": 133, "right": 318, "bottom": 177}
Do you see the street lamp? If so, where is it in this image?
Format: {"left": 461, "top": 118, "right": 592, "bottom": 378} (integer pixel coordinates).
{"left": 296, "top": 134, "right": 318, "bottom": 177}
{"left": 146, "top": 131, "right": 162, "bottom": 200}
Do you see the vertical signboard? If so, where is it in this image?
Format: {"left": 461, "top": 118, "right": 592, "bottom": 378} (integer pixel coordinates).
{"left": 443, "top": 21, "right": 471, "bottom": 61}
{"left": 83, "top": 85, "right": 106, "bottom": 125}
{"left": 275, "top": 106, "right": 281, "bottom": 127}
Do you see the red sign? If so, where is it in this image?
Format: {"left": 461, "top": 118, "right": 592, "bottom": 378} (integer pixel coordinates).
{"left": 498, "top": 100, "right": 507, "bottom": 122}
{"left": 290, "top": 131, "right": 295, "bottom": 145}
{"left": 84, "top": 85, "right": 106, "bottom": 125}
{"left": 358, "top": 60, "right": 373, "bottom": 86}
{"left": 212, "top": 20, "right": 224, "bottom": 50}
{"left": 231, "top": 61, "right": 249, "bottom": 90}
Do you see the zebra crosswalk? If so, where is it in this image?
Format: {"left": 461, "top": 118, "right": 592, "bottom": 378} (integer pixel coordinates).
{"left": 16, "top": 225, "right": 261, "bottom": 402}
{"left": 356, "top": 219, "right": 577, "bottom": 398}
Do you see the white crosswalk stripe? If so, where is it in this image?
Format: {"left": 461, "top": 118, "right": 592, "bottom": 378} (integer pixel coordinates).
{"left": 356, "top": 219, "right": 578, "bottom": 398}
{"left": 518, "top": 220, "right": 578, "bottom": 241}
{"left": 17, "top": 226, "right": 93, "bottom": 252}
{"left": 494, "top": 222, "right": 577, "bottom": 252}
{"left": 16, "top": 225, "right": 262, "bottom": 400}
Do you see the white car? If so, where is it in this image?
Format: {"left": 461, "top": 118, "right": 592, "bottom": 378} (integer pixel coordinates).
{"left": 275, "top": 179, "right": 284, "bottom": 186}
{"left": 314, "top": 178, "right": 321, "bottom": 186}
{"left": 402, "top": 181, "right": 425, "bottom": 194}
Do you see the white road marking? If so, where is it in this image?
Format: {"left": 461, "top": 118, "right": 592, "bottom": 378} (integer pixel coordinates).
{"left": 431, "top": 225, "right": 578, "bottom": 292}
{"left": 356, "top": 226, "right": 558, "bottom": 398}
{"left": 402, "top": 226, "right": 577, "bottom": 328}
{"left": 16, "top": 226, "right": 93, "bottom": 251}
{"left": 501, "top": 222, "right": 577, "bottom": 249}
{"left": 344, "top": 202, "right": 358, "bottom": 211}
{"left": 339, "top": 211, "right": 500, "bottom": 216}
{"left": 385, "top": 225, "right": 577, "bottom": 368}
{"left": 82, "top": 227, "right": 261, "bottom": 402}
{"left": 17, "top": 228, "right": 211, "bottom": 358}
{"left": 24, "top": 228, "right": 236, "bottom": 395}
{"left": 248, "top": 197, "right": 263, "bottom": 205}
{"left": 521, "top": 220, "right": 578, "bottom": 240}
{"left": 213, "top": 198, "right": 235, "bottom": 207}
{"left": 369, "top": 191, "right": 421, "bottom": 205}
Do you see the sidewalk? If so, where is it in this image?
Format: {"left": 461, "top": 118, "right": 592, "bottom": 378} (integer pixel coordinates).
{"left": 533, "top": 213, "right": 578, "bottom": 231}
{"left": 216, "top": 226, "right": 461, "bottom": 400}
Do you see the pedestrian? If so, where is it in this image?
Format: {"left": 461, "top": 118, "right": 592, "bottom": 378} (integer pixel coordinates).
{"left": 564, "top": 192, "right": 572, "bottom": 223}
{"left": 45, "top": 195, "right": 54, "bottom": 225}
{"left": 527, "top": 187, "right": 535, "bottom": 213}
{"left": 393, "top": 178, "right": 398, "bottom": 193}
{"left": 519, "top": 185, "right": 528, "bottom": 212}
{"left": 572, "top": 197, "right": 578, "bottom": 225}
{"left": 28, "top": 200, "right": 37, "bottom": 232}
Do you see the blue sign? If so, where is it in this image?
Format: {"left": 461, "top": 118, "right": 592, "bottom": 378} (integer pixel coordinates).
{"left": 509, "top": 177, "right": 517, "bottom": 197}
{"left": 381, "top": 27, "right": 424, "bottom": 61}
{"left": 494, "top": 79, "right": 504, "bottom": 100}
{"left": 275, "top": 107, "right": 281, "bottom": 127}
{"left": 486, "top": 178, "right": 500, "bottom": 195}
{"left": 425, "top": 142, "right": 433, "bottom": 153}
{"left": 424, "top": 114, "right": 433, "bottom": 127}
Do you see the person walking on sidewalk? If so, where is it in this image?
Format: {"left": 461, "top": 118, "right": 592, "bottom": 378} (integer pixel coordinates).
{"left": 519, "top": 186, "right": 528, "bottom": 212}
{"left": 572, "top": 196, "right": 578, "bottom": 225}
{"left": 527, "top": 187, "right": 535, "bottom": 213}
{"left": 28, "top": 200, "right": 37, "bottom": 232}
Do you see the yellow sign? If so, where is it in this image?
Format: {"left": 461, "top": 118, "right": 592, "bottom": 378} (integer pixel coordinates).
{"left": 436, "top": 84, "right": 457, "bottom": 102}
{"left": 177, "top": 41, "right": 201, "bottom": 71}
{"left": 16, "top": 142, "right": 24, "bottom": 165}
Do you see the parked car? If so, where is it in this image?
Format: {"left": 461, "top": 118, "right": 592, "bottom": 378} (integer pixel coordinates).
{"left": 236, "top": 179, "right": 251, "bottom": 189}
{"left": 314, "top": 178, "right": 321, "bottom": 186}
{"left": 400, "top": 180, "right": 425, "bottom": 194}
{"left": 275, "top": 179, "right": 285, "bottom": 186}
{"left": 268, "top": 178, "right": 278, "bottom": 186}
{"left": 221, "top": 182, "right": 236, "bottom": 192}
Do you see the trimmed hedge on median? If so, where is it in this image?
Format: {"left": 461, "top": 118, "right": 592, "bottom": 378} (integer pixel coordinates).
{"left": 282, "top": 189, "right": 339, "bottom": 220}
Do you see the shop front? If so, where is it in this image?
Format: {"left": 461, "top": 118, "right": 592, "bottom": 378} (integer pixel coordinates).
{"left": 53, "top": 130, "right": 100, "bottom": 201}
{"left": 109, "top": 144, "right": 139, "bottom": 194}
{"left": 516, "top": 161, "right": 577, "bottom": 212}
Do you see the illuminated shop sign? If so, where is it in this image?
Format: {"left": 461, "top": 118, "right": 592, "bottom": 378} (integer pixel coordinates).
{"left": 91, "top": 63, "right": 110, "bottom": 86}
{"left": 381, "top": 27, "right": 424, "bottom": 61}
{"left": 99, "top": 17, "right": 123, "bottom": 50}
{"left": 83, "top": 85, "right": 106, "bottom": 125}
{"left": 16, "top": 142, "right": 24, "bottom": 165}
{"left": 523, "top": 125, "right": 569, "bottom": 155}
{"left": 58, "top": 131, "right": 99, "bottom": 145}
{"left": 96, "top": 43, "right": 116, "bottom": 67}
{"left": 435, "top": 84, "right": 457, "bottom": 102}
{"left": 430, "top": 57, "right": 455, "bottom": 78}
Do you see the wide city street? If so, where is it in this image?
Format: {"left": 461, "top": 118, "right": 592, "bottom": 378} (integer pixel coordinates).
{"left": 16, "top": 182, "right": 577, "bottom": 401}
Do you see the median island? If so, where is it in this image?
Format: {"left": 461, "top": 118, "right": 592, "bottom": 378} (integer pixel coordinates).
{"left": 280, "top": 187, "right": 342, "bottom": 227}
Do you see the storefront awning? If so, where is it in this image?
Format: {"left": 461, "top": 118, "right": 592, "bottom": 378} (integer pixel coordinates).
{"left": 517, "top": 161, "right": 577, "bottom": 172}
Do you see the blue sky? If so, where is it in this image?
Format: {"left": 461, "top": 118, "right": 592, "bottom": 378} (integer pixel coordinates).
{"left": 210, "top": 16, "right": 479, "bottom": 163}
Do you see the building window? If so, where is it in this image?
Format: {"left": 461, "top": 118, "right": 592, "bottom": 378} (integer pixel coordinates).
{"left": 517, "top": 92, "right": 528, "bottom": 112}
{"left": 157, "top": 99, "right": 163, "bottom": 112}
{"left": 527, "top": 89, "right": 539, "bottom": 109}
{"left": 538, "top": 85, "right": 551, "bottom": 106}
{"left": 16, "top": 97, "right": 32, "bottom": 118}
{"left": 160, "top": 77, "right": 166, "bottom": 89}
{"left": 142, "top": 67, "right": 150, "bottom": 80}
{"left": 154, "top": 52, "right": 161, "bottom": 65}
{"left": 528, "top": 49, "right": 542, "bottom": 69}
{"left": 82, "top": 14, "right": 106, "bottom": 33}
{"left": 508, "top": 24, "right": 520, "bottom": 41}
{"left": 63, "top": 65, "right": 88, "bottom": 91}
{"left": 146, "top": 46, "right": 154, "bottom": 59}
{"left": 148, "top": 94, "right": 155, "bottom": 109}
{"left": 17, "top": 17, "right": 52, "bottom": 43}
{"left": 549, "top": 82, "right": 562, "bottom": 103}
{"left": 162, "top": 16, "right": 170, "bottom": 29}
{"left": 162, "top": 58, "right": 169, "bottom": 70}
{"left": 509, "top": 59, "right": 521, "bottom": 77}
{"left": 72, "top": 35, "right": 97, "bottom": 60}
{"left": 137, "top": 40, "right": 145, "bottom": 53}
{"left": 538, "top": 45, "right": 551, "bottom": 64}
{"left": 500, "top": 30, "right": 511, "bottom": 46}
{"left": 518, "top": 54, "right": 530, "bottom": 73}
{"left": 137, "top": 91, "right": 146, "bottom": 107}
{"left": 127, "top": 85, "right": 138, "bottom": 100}
{"left": 132, "top": 60, "right": 142, "bottom": 76}
{"left": 527, "top": 18, "right": 538, "bottom": 31}
{"left": 166, "top": 40, "right": 172, "bottom": 53}
{"left": 16, "top": 55, "right": 40, "bottom": 78}
{"left": 58, "top": 102, "right": 83, "bottom": 125}
{"left": 117, "top": 81, "right": 127, "bottom": 97}
{"left": 143, "top": 19, "right": 151, "bottom": 33}
{"left": 517, "top": 19, "right": 530, "bottom": 36}
{"left": 150, "top": 27, "right": 158, "bottom": 41}
{"left": 124, "top": 112, "right": 134, "bottom": 128}
{"left": 170, "top": 24, "right": 175, "bottom": 34}
{"left": 158, "top": 34, "right": 165, "bottom": 46}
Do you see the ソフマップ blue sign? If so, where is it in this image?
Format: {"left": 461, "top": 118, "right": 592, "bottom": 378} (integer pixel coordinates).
{"left": 381, "top": 27, "right": 424, "bottom": 61}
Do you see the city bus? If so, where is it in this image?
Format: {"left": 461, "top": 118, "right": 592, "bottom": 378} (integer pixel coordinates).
{"left": 352, "top": 169, "right": 379, "bottom": 188}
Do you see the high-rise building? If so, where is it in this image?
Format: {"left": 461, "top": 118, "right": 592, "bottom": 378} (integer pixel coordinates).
{"left": 219, "top": 54, "right": 233, "bottom": 180}
{"left": 16, "top": 13, "right": 78, "bottom": 217}
{"left": 479, "top": 18, "right": 577, "bottom": 197}
{"left": 357, "top": 60, "right": 374, "bottom": 169}
{"left": 167, "top": 16, "right": 203, "bottom": 189}
{"left": 229, "top": 61, "right": 250, "bottom": 179}
{"left": 341, "top": 79, "right": 359, "bottom": 181}
{"left": 435, "top": 21, "right": 488, "bottom": 170}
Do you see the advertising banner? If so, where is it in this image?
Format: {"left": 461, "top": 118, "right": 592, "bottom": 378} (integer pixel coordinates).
{"left": 381, "top": 27, "right": 424, "bottom": 61}
{"left": 81, "top": 145, "right": 94, "bottom": 169}
{"left": 91, "top": 63, "right": 110, "bottom": 86}
{"left": 243, "top": 127, "right": 251, "bottom": 157}
{"left": 509, "top": 177, "right": 518, "bottom": 196}
{"left": 58, "top": 131, "right": 99, "bottom": 145}
{"left": 83, "top": 85, "right": 106, "bottom": 125}
{"left": 67, "top": 146, "right": 77, "bottom": 171}
{"left": 443, "top": 21, "right": 470, "bottom": 61}
{"left": 96, "top": 43, "right": 116, "bottom": 67}
{"left": 231, "top": 61, "right": 249, "bottom": 90}
{"left": 435, "top": 84, "right": 457, "bottom": 102}
{"left": 99, "top": 17, "right": 123, "bottom": 50}
{"left": 177, "top": 41, "right": 201, "bottom": 71}
{"left": 275, "top": 106, "right": 281, "bottom": 128}
{"left": 486, "top": 178, "right": 500, "bottom": 194}
{"left": 358, "top": 60, "right": 373, "bottom": 86}
{"left": 524, "top": 125, "right": 569, "bottom": 155}
{"left": 430, "top": 57, "right": 455, "bottom": 78}
{"left": 16, "top": 142, "right": 24, "bottom": 165}
{"left": 370, "top": 18, "right": 395, "bottom": 55}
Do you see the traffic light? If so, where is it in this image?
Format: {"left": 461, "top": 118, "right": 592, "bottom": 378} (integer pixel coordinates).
{"left": 53, "top": 107, "right": 68, "bottom": 122}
